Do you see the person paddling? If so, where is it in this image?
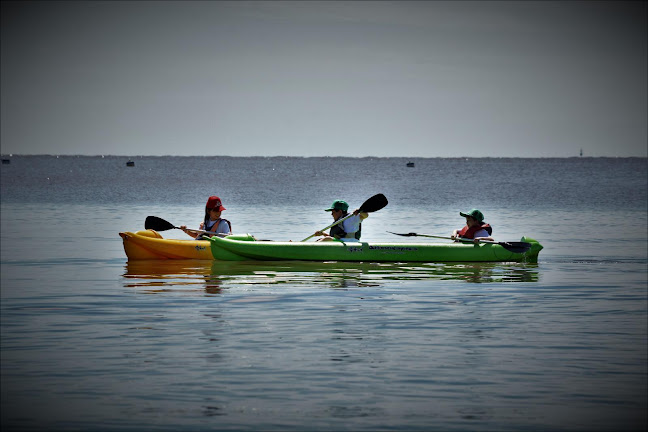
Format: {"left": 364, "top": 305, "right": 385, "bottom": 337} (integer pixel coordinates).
{"left": 314, "top": 200, "right": 368, "bottom": 242}
{"left": 181, "top": 196, "right": 232, "bottom": 239}
{"left": 451, "top": 209, "right": 494, "bottom": 244}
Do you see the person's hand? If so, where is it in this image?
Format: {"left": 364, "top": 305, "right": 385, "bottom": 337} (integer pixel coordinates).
{"left": 199, "top": 222, "right": 205, "bottom": 230}
{"left": 180, "top": 225, "right": 187, "bottom": 231}
{"left": 315, "top": 231, "right": 325, "bottom": 237}
{"left": 353, "top": 208, "right": 360, "bottom": 216}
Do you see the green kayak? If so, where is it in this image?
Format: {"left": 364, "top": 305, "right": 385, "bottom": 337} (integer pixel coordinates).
{"left": 209, "top": 236, "right": 543, "bottom": 263}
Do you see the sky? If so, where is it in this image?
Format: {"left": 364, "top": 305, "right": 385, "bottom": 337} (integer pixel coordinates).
{"left": 1, "top": 1, "right": 646, "bottom": 157}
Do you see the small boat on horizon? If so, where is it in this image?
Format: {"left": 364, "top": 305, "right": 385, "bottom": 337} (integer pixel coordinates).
{"left": 126, "top": 160, "right": 135, "bottom": 167}
{"left": 406, "top": 161, "right": 415, "bottom": 167}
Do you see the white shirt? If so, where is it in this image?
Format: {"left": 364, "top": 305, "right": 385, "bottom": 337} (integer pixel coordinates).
{"left": 197, "top": 219, "right": 231, "bottom": 239}
{"left": 473, "top": 228, "right": 490, "bottom": 238}
{"left": 336, "top": 214, "right": 362, "bottom": 241}
{"left": 205, "top": 219, "right": 230, "bottom": 235}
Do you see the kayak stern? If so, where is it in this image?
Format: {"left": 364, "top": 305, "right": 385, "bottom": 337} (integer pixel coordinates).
{"left": 120, "top": 230, "right": 255, "bottom": 260}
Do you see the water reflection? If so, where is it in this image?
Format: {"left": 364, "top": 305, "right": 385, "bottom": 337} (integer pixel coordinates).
{"left": 123, "top": 260, "right": 540, "bottom": 292}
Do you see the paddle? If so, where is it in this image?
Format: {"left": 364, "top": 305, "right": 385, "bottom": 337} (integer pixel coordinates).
{"left": 144, "top": 216, "right": 228, "bottom": 238}
{"left": 387, "top": 231, "right": 532, "bottom": 254}
{"left": 301, "top": 194, "right": 389, "bottom": 242}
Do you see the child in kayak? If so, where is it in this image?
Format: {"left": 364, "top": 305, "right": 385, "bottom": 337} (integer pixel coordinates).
{"left": 314, "top": 200, "right": 368, "bottom": 242}
{"left": 451, "top": 209, "right": 494, "bottom": 243}
{"left": 181, "top": 196, "right": 232, "bottom": 239}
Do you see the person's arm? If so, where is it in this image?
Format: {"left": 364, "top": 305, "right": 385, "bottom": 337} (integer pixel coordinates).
{"left": 352, "top": 208, "right": 368, "bottom": 220}
{"left": 473, "top": 229, "right": 494, "bottom": 243}
{"left": 180, "top": 225, "right": 199, "bottom": 239}
{"left": 314, "top": 230, "right": 333, "bottom": 240}
{"left": 473, "top": 237, "right": 494, "bottom": 243}
{"left": 316, "top": 214, "right": 357, "bottom": 240}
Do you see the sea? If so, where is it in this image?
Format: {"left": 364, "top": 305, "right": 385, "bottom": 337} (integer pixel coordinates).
{"left": 1, "top": 155, "right": 646, "bottom": 431}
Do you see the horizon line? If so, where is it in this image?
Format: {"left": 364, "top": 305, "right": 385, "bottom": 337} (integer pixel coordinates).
{"left": 1, "top": 154, "right": 646, "bottom": 159}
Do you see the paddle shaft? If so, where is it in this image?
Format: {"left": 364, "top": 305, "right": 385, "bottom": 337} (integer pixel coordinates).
{"left": 301, "top": 212, "right": 356, "bottom": 242}
{"left": 393, "top": 232, "right": 500, "bottom": 245}
{"left": 180, "top": 227, "right": 228, "bottom": 238}
{"left": 431, "top": 234, "right": 500, "bottom": 245}
{"left": 154, "top": 225, "right": 229, "bottom": 238}
{"left": 145, "top": 216, "right": 228, "bottom": 238}
{"left": 386, "top": 231, "right": 532, "bottom": 253}
{"left": 417, "top": 234, "right": 474, "bottom": 242}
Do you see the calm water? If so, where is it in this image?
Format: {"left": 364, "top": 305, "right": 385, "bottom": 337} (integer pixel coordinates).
{"left": 1, "top": 156, "right": 647, "bottom": 431}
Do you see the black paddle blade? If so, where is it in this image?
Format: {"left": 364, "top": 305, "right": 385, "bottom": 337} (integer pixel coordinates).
{"left": 387, "top": 231, "right": 418, "bottom": 237}
{"left": 145, "top": 216, "right": 176, "bottom": 231}
{"left": 359, "top": 193, "right": 388, "bottom": 213}
{"left": 499, "top": 242, "right": 532, "bottom": 254}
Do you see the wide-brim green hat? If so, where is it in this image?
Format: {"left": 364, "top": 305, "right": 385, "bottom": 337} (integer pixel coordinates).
{"left": 325, "top": 200, "right": 349, "bottom": 212}
{"left": 459, "top": 209, "right": 484, "bottom": 222}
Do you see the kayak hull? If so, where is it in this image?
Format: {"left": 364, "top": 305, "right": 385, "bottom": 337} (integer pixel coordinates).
{"left": 119, "top": 230, "right": 254, "bottom": 260}
{"left": 120, "top": 230, "right": 543, "bottom": 263}
{"left": 209, "top": 236, "right": 543, "bottom": 263}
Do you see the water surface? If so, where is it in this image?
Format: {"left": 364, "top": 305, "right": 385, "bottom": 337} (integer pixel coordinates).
{"left": 1, "top": 156, "right": 646, "bottom": 431}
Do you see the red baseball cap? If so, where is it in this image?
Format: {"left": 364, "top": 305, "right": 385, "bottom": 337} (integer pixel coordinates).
{"left": 206, "top": 196, "right": 226, "bottom": 211}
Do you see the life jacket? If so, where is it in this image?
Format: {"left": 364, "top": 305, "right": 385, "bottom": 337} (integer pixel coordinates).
{"left": 201, "top": 218, "right": 232, "bottom": 236}
{"left": 330, "top": 213, "right": 362, "bottom": 240}
{"left": 458, "top": 223, "right": 492, "bottom": 239}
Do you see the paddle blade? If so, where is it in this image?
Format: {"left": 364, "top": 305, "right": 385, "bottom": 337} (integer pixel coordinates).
{"left": 387, "top": 231, "right": 418, "bottom": 237}
{"left": 359, "top": 193, "right": 388, "bottom": 213}
{"left": 499, "top": 242, "right": 532, "bottom": 254}
{"left": 145, "top": 216, "right": 176, "bottom": 231}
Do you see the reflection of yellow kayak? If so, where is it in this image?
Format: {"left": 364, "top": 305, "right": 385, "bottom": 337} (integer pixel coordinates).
{"left": 119, "top": 230, "right": 254, "bottom": 260}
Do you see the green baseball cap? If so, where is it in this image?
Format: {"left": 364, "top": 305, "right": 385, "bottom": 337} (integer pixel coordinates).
{"left": 460, "top": 209, "right": 485, "bottom": 222}
{"left": 325, "top": 200, "right": 349, "bottom": 212}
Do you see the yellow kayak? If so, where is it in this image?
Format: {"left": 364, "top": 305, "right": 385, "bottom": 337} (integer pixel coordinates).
{"left": 119, "top": 230, "right": 254, "bottom": 260}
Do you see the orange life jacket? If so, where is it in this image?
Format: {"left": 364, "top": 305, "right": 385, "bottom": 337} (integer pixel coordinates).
{"left": 458, "top": 223, "right": 492, "bottom": 239}
{"left": 202, "top": 218, "right": 232, "bottom": 234}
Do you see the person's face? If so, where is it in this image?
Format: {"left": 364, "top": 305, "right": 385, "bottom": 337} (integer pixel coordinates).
{"left": 466, "top": 216, "right": 479, "bottom": 227}
{"left": 331, "top": 208, "right": 342, "bottom": 219}
{"left": 208, "top": 208, "right": 222, "bottom": 219}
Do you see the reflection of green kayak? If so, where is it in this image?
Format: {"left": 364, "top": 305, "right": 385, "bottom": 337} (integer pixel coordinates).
{"left": 209, "top": 236, "right": 543, "bottom": 263}
{"left": 123, "top": 259, "right": 540, "bottom": 290}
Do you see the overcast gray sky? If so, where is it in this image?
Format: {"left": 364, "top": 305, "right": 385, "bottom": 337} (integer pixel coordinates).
{"left": 1, "top": 1, "right": 646, "bottom": 157}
